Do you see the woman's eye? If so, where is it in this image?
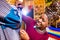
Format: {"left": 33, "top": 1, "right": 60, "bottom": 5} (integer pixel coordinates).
{"left": 42, "top": 19, "right": 45, "bottom": 22}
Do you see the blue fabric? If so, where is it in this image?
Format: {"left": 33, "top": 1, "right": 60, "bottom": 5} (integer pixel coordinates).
{"left": 27, "top": 8, "right": 34, "bottom": 18}
{"left": 47, "top": 26, "right": 60, "bottom": 38}
{"left": 1, "top": 8, "right": 21, "bottom": 29}
{"left": 49, "top": 26, "right": 60, "bottom": 32}
{"left": 48, "top": 32, "right": 60, "bottom": 38}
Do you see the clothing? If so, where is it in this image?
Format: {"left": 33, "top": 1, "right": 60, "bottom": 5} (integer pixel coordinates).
{"left": 0, "top": 8, "right": 20, "bottom": 40}
{"left": 22, "top": 15, "right": 48, "bottom": 40}
{"left": 0, "top": 0, "right": 21, "bottom": 40}
{"left": 46, "top": 26, "right": 60, "bottom": 40}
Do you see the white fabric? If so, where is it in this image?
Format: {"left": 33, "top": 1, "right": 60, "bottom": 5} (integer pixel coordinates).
{"left": 48, "top": 37, "right": 57, "bottom": 40}
{"left": 0, "top": 26, "right": 20, "bottom": 40}
{"left": 0, "top": 26, "right": 5, "bottom": 40}
{"left": 4, "top": 27, "right": 20, "bottom": 40}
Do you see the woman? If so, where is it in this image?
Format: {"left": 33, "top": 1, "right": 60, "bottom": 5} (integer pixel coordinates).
{"left": 16, "top": 1, "right": 48, "bottom": 40}
{"left": 22, "top": 13, "right": 48, "bottom": 40}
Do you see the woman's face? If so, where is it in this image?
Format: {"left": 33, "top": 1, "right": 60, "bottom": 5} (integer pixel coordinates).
{"left": 36, "top": 19, "right": 42, "bottom": 27}
{"left": 36, "top": 18, "right": 46, "bottom": 30}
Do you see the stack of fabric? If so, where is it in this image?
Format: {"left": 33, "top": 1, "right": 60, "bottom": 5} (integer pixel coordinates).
{"left": 46, "top": 26, "right": 60, "bottom": 40}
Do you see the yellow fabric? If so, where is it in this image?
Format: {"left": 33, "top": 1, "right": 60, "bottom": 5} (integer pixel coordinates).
{"left": 49, "top": 30, "right": 60, "bottom": 34}
{"left": 47, "top": 28, "right": 60, "bottom": 35}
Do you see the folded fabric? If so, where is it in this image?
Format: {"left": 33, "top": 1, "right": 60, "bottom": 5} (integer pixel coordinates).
{"left": 48, "top": 34, "right": 60, "bottom": 40}
{"left": 48, "top": 26, "right": 60, "bottom": 32}
{"left": 46, "top": 26, "right": 60, "bottom": 39}
{"left": 0, "top": 0, "right": 21, "bottom": 29}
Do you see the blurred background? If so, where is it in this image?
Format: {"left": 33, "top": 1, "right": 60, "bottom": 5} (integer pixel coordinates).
{"left": 6, "top": 0, "right": 60, "bottom": 28}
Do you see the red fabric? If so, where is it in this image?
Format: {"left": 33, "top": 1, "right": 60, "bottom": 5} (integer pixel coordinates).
{"left": 48, "top": 34, "right": 60, "bottom": 40}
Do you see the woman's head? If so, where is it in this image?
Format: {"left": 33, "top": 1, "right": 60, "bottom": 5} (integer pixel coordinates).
{"left": 36, "top": 17, "right": 47, "bottom": 30}
{"left": 35, "top": 14, "right": 48, "bottom": 30}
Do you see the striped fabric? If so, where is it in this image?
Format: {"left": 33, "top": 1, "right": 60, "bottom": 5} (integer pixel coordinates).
{"left": 46, "top": 26, "right": 60, "bottom": 39}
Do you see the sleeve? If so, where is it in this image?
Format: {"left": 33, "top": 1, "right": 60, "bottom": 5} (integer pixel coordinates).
{"left": 22, "top": 15, "right": 34, "bottom": 24}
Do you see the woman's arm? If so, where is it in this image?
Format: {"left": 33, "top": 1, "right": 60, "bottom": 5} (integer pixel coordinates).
{"left": 22, "top": 15, "right": 34, "bottom": 24}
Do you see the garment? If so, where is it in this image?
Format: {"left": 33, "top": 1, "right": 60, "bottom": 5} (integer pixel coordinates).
{"left": 0, "top": 0, "right": 21, "bottom": 40}
{"left": 22, "top": 15, "right": 48, "bottom": 40}
{"left": 46, "top": 26, "right": 60, "bottom": 40}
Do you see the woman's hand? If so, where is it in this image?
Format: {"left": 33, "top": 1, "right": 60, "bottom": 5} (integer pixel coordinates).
{"left": 20, "top": 29, "right": 30, "bottom": 40}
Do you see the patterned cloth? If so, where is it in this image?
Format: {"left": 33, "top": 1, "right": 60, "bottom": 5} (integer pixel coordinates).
{"left": 46, "top": 26, "right": 60, "bottom": 40}
{"left": 0, "top": 0, "right": 21, "bottom": 40}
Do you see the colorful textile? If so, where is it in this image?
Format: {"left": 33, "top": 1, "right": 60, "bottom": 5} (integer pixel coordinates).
{"left": 48, "top": 34, "right": 60, "bottom": 40}
{"left": 0, "top": 0, "right": 21, "bottom": 29}
{"left": 0, "top": 0, "right": 21, "bottom": 40}
{"left": 49, "top": 26, "right": 60, "bottom": 32}
{"left": 46, "top": 26, "right": 60, "bottom": 39}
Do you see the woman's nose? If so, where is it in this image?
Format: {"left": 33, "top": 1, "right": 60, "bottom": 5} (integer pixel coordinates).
{"left": 39, "top": 19, "right": 42, "bottom": 22}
